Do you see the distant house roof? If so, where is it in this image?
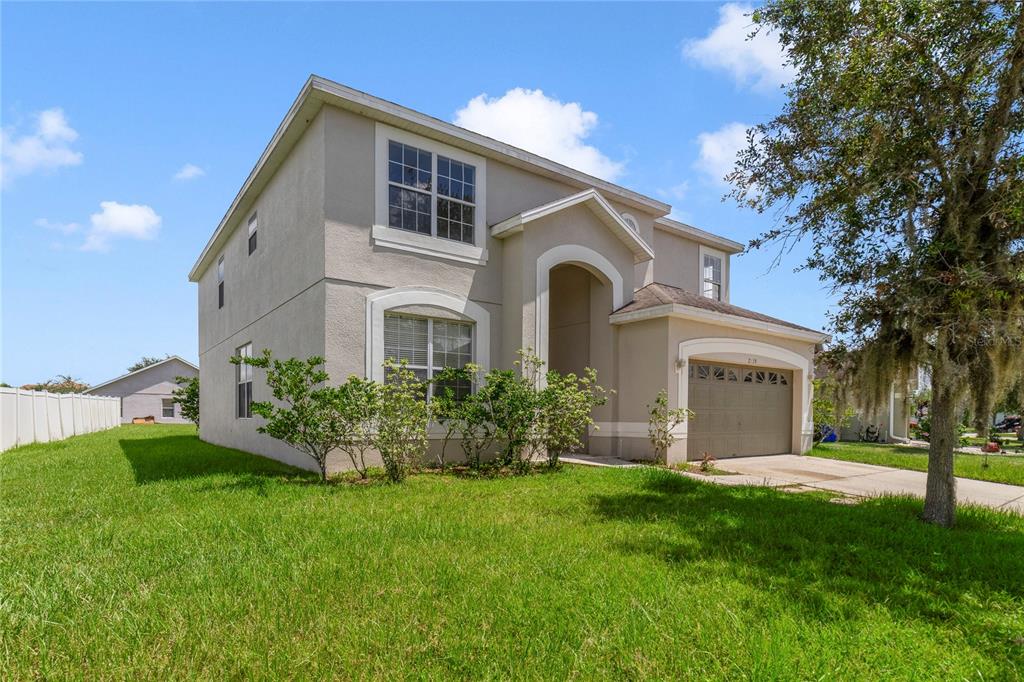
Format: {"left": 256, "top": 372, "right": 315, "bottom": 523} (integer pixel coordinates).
{"left": 84, "top": 355, "right": 198, "bottom": 395}
{"left": 610, "top": 282, "right": 829, "bottom": 343}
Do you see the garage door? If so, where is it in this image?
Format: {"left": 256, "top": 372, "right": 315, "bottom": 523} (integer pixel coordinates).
{"left": 687, "top": 361, "right": 793, "bottom": 459}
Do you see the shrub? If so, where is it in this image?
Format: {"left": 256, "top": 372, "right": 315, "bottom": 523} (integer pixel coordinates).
{"left": 231, "top": 350, "right": 347, "bottom": 482}
{"left": 334, "top": 376, "right": 380, "bottom": 479}
{"left": 171, "top": 375, "right": 200, "bottom": 431}
{"left": 432, "top": 364, "right": 495, "bottom": 470}
{"left": 374, "top": 359, "right": 429, "bottom": 483}
{"left": 647, "top": 389, "right": 693, "bottom": 464}
{"left": 480, "top": 350, "right": 545, "bottom": 471}
{"left": 539, "top": 367, "right": 609, "bottom": 468}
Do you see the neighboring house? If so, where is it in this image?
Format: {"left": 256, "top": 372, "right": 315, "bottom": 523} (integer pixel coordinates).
{"left": 188, "top": 75, "right": 828, "bottom": 472}
{"left": 838, "top": 366, "right": 927, "bottom": 442}
{"left": 85, "top": 356, "right": 198, "bottom": 424}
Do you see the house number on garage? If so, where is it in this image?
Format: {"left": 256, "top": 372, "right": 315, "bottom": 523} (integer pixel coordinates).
{"left": 746, "top": 358, "right": 758, "bottom": 365}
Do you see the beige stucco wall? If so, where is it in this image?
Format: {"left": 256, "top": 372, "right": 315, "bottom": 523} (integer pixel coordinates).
{"left": 652, "top": 228, "right": 702, "bottom": 294}
{"left": 200, "top": 282, "right": 327, "bottom": 469}
{"left": 193, "top": 98, "right": 813, "bottom": 473}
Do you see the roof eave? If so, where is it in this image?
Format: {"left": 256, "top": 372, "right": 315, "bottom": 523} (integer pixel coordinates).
{"left": 609, "top": 303, "right": 830, "bottom": 344}
{"left": 490, "top": 189, "right": 656, "bottom": 261}
{"left": 84, "top": 355, "right": 199, "bottom": 394}
{"left": 189, "top": 75, "right": 673, "bottom": 282}
{"left": 653, "top": 217, "right": 744, "bottom": 254}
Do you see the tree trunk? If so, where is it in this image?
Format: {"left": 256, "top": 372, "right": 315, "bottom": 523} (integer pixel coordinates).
{"left": 921, "top": 380, "right": 958, "bottom": 527}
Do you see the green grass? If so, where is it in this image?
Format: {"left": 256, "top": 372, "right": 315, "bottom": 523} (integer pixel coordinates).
{"left": 813, "top": 441, "right": 1024, "bottom": 486}
{"left": 3, "top": 425, "right": 1023, "bottom": 679}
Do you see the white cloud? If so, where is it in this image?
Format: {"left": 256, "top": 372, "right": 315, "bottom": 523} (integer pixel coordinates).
{"left": 683, "top": 3, "right": 792, "bottom": 92}
{"left": 174, "top": 163, "right": 205, "bottom": 181}
{"left": 658, "top": 181, "right": 690, "bottom": 201}
{"left": 695, "top": 122, "right": 751, "bottom": 185}
{"left": 1, "top": 108, "right": 83, "bottom": 187}
{"left": 453, "top": 88, "right": 624, "bottom": 181}
{"left": 81, "top": 201, "right": 161, "bottom": 252}
{"left": 34, "top": 218, "right": 81, "bottom": 235}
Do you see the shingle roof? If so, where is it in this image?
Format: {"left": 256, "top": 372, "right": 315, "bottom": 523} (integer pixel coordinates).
{"left": 613, "top": 282, "right": 823, "bottom": 335}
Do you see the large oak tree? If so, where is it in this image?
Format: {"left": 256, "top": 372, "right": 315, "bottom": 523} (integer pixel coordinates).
{"left": 731, "top": 0, "right": 1024, "bottom": 526}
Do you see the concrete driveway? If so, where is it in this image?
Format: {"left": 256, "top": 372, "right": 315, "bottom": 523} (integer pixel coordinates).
{"left": 700, "top": 454, "right": 1024, "bottom": 514}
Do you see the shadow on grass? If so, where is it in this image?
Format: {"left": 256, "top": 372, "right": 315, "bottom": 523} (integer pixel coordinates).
{"left": 591, "top": 470, "right": 1024, "bottom": 647}
{"left": 119, "top": 435, "right": 315, "bottom": 485}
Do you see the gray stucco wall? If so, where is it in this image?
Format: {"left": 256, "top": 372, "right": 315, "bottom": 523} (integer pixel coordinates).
{"left": 196, "top": 109, "right": 327, "bottom": 466}
{"left": 87, "top": 358, "right": 198, "bottom": 424}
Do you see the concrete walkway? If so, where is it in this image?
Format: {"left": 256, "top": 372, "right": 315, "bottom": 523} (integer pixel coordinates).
{"left": 692, "top": 454, "right": 1024, "bottom": 514}
{"left": 564, "top": 453, "right": 1024, "bottom": 513}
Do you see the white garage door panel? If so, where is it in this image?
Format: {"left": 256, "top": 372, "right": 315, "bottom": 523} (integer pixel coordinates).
{"left": 687, "top": 361, "right": 793, "bottom": 459}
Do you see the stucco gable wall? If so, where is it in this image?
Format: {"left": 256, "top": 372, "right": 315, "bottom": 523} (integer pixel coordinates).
{"left": 651, "top": 228, "right": 703, "bottom": 294}
{"left": 198, "top": 109, "right": 327, "bottom": 357}
{"left": 88, "top": 359, "right": 197, "bottom": 398}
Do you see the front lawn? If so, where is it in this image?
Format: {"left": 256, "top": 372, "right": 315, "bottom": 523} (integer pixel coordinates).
{"left": 813, "top": 441, "right": 1024, "bottom": 486}
{"left": 3, "top": 426, "right": 1023, "bottom": 679}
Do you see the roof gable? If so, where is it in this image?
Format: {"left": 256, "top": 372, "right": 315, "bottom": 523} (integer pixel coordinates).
{"left": 84, "top": 356, "right": 198, "bottom": 394}
{"left": 490, "top": 189, "right": 656, "bottom": 261}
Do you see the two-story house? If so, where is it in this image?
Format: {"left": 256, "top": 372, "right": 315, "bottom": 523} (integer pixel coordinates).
{"left": 189, "top": 75, "right": 828, "bottom": 472}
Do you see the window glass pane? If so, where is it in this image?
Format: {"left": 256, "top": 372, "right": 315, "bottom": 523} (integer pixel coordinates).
{"left": 436, "top": 199, "right": 474, "bottom": 245}
{"left": 390, "top": 141, "right": 432, "bottom": 191}
{"left": 384, "top": 314, "right": 428, "bottom": 366}
{"left": 437, "top": 156, "right": 476, "bottom": 206}
{"left": 389, "top": 186, "right": 431, "bottom": 233}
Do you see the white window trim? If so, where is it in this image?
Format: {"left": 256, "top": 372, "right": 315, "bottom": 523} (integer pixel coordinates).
{"left": 620, "top": 212, "right": 639, "bottom": 234}
{"left": 365, "top": 286, "right": 490, "bottom": 381}
{"left": 699, "top": 244, "right": 728, "bottom": 303}
{"left": 373, "top": 122, "right": 488, "bottom": 266}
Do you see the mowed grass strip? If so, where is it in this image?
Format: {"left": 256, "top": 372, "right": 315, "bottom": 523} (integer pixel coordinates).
{"left": 2, "top": 425, "right": 1023, "bottom": 679}
{"left": 813, "top": 441, "right": 1024, "bottom": 487}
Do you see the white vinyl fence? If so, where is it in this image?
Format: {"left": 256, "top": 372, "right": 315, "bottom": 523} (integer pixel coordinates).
{"left": 0, "top": 388, "right": 120, "bottom": 452}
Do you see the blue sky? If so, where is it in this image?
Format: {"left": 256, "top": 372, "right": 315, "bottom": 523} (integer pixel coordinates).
{"left": 1, "top": 2, "right": 832, "bottom": 387}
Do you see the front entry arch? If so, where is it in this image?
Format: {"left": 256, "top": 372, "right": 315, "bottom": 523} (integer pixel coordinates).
{"left": 535, "top": 244, "right": 625, "bottom": 374}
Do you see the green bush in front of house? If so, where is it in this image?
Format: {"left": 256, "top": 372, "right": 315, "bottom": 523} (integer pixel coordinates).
{"left": 234, "top": 347, "right": 608, "bottom": 481}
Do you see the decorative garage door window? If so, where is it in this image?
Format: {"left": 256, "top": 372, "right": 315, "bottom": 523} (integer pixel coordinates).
{"left": 690, "top": 364, "right": 788, "bottom": 386}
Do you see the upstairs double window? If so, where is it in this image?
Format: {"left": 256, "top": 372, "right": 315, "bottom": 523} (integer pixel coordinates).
{"left": 387, "top": 140, "right": 477, "bottom": 245}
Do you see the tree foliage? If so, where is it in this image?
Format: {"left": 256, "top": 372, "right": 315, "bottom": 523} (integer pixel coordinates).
{"left": 171, "top": 375, "right": 200, "bottom": 430}
{"left": 21, "top": 375, "right": 89, "bottom": 394}
{"left": 128, "top": 356, "right": 169, "bottom": 373}
{"left": 730, "top": 1, "right": 1024, "bottom": 526}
